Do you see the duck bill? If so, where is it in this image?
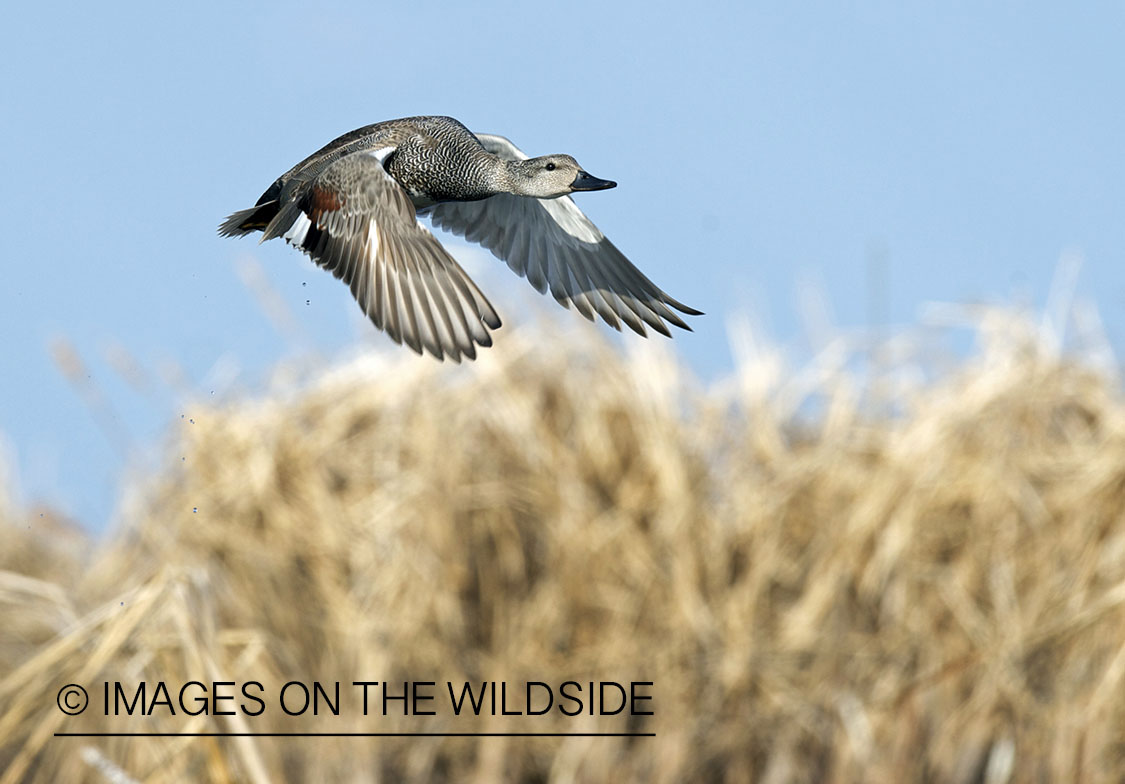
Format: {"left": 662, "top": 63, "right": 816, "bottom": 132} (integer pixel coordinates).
{"left": 570, "top": 170, "right": 617, "bottom": 191}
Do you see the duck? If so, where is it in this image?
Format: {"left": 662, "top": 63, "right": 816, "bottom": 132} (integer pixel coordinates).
{"left": 219, "top": 115, "right": 701, "bottom": 362}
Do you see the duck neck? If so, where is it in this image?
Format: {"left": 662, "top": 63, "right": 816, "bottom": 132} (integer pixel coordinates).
{"left": 484, "top": 157, "right": 530, "bottom": 196}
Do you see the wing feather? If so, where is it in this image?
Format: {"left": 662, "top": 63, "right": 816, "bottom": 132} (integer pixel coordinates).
{"left": 283, "top": 153, "right": 500, "bottom": 361}
{"left": 429, "top": 133, "right": 701, "bottom": 337}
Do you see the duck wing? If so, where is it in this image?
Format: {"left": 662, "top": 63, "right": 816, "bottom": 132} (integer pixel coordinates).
{"left": 262, "top": 151, "right": 501, "bottom": 362}
{"left": 427, "top": 133, "right": 701, "bottom": 337}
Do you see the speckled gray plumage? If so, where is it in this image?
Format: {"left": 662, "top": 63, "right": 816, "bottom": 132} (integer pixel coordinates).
{"left": 268, "top": 117, "right": 501, "bottom": 208}
{"left": 219, "top": 116, "right": 701, "bottom": 361}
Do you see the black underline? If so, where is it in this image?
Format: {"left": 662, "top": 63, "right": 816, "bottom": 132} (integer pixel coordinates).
{"left": 54, "top": 732, "right": 654, "bottom": 738}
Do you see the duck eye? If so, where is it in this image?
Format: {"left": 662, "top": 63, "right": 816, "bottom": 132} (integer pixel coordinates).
{"left": 545, "top": 162, "right": 556, "bottom": 171}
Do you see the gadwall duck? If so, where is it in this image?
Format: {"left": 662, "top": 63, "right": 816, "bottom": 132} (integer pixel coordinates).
{"left": 219, "top": 116, "right": 701, "bottom": 361}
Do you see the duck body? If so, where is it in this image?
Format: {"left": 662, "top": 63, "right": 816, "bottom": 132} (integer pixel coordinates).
{"left": 383, "top": 116, "right": 509, "bottom": 206}
{"left": 220, "top": 116, "right": 700, "bottom": 362}
{"left": 304, "top": 116, "right": 505, "bottom": 206}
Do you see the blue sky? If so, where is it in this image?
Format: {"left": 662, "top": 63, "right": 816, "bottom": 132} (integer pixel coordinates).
{"left": 2, "top": 3, "right": 1123, "bottom": 528}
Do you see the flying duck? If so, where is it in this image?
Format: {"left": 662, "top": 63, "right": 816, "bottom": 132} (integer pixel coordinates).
{"left": 219, "top": 115, "right": 701, "bottom": 362}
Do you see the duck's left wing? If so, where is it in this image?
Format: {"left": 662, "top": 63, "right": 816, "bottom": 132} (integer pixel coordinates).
{"left": 427, "top": 133, "right": 701, "bottom": 337}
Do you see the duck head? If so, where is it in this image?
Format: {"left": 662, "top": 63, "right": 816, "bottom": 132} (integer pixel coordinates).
{"left": 508, "top": 154, "right": 617, "bottom": 198}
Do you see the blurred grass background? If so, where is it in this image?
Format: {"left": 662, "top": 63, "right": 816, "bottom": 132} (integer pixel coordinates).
{"left": 1, "top": 305, "right": 1124, "bottom": 783}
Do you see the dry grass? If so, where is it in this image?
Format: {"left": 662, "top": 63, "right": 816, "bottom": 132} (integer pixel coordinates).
{"left": 2, "top": 308, "right": 1124, "bottom": 783}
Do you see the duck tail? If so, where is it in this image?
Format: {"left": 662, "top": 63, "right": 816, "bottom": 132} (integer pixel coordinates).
{"left": 217, "top": 201, "right": 279, "bottom": 237}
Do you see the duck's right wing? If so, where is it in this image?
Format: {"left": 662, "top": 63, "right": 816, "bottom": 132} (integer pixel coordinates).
{"left": 427, "top": 133, "right": 702, "bottom": 337}
{"left": 262, "top": 151, "right": 501, "bottom": 363}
